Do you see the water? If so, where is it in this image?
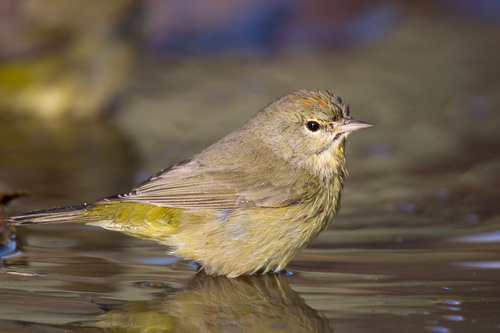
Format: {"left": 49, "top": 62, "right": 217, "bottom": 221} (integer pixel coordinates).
{"left": 1, "top": 195, "right": 500, "bottom": 332}
{"left": 1, "top": 3, "right": 500, "bottom": 332}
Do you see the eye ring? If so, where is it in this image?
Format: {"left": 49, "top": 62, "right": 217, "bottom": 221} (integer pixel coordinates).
{"left": 306, "top": 121, "right": 320, "bottom": 132}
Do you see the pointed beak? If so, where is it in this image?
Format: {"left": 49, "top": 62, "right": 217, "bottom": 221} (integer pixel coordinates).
{"left": 334, "top": 117, "right": 373, "bottom": 134}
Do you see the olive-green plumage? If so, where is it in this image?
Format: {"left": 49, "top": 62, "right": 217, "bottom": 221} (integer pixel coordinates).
{"left": 7, "top": 89, "right": 372, "bottom": 277}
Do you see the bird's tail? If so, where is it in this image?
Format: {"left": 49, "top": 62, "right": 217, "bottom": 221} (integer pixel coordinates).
{"left": 6, "top": 204, "right": 94, "bottom": 225}
{"left": 6, "top": 201, "right": 180, "bottom": 240}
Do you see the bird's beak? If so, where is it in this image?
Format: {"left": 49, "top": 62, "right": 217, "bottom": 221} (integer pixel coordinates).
{"left": 334, "top": 117, "right": 373, "bottom": 134}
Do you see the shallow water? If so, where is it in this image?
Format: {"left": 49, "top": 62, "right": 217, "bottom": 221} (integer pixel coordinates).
{"left": 1, "top": 3, "right": 500, "bottom": 333}
{"left": 1, "top": 176, "right": 500, "bottom": 332}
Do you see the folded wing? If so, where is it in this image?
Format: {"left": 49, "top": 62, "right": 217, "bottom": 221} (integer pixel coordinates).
{"left": 106, "top": 159, "right": 309, "bottom": 209}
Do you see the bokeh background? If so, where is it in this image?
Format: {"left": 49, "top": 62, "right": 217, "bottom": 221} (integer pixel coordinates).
{"left": 1, "top": 0, "right": 499, "bottom": 211}
{"left": 1, "top": 1, "right": 500, "bottom": 332}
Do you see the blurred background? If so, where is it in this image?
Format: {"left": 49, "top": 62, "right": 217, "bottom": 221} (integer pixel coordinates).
{"left": 0, "top": 0, "right": 499, "bottom": 212}
{"left": 1, "top": 1, "right": 500, "bottom": 331}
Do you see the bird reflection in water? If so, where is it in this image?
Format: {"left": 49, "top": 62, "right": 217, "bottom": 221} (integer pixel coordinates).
{"left": 75, "top": 273, "right": 332, "bottom": 332}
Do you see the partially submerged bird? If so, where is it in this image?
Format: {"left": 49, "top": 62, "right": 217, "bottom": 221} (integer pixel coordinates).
{"left": 7, "top": 90, "right": 372, "bottom": 277}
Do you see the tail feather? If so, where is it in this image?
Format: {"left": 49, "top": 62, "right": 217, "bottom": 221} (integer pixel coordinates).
{"left": 6, "top": 204, "right": 93, "bottom": 225}
{"left": 6, "top": 202, "right": 180, "bottom": 240}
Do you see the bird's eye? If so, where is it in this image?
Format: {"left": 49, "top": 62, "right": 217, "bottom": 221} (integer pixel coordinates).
{"left": 306, "top": 121, "right": 320, "bottom": 132}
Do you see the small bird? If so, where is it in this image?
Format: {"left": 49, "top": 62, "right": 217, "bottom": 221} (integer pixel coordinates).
{"left": 7, "top": 90, "right": 372, "bottom": 277}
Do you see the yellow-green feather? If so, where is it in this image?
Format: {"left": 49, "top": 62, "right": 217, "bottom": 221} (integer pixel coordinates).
{"left": 87, "top": 202, "right": 183, "bottom": 240}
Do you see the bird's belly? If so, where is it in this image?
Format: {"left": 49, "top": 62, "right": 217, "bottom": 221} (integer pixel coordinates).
{"left": 169, "top": 204, "right": 334, "bottom": 277}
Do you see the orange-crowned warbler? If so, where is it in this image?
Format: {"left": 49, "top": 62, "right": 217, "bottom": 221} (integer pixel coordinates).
{"left": 7, "top": 89, "right": 372, "bottom": 277}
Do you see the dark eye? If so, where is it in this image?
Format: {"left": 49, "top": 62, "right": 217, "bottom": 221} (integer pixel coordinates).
{"left": 306, "top": 121, "right": 320, "bottom": 132}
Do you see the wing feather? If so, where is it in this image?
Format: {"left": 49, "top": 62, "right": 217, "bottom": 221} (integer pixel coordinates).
{"left": 103, "top": 159, "right": 310, "bottom": 209}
